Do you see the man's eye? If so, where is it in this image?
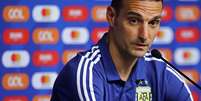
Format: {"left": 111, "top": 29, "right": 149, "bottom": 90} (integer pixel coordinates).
{"left": 129, "top": 19, "right": 138, "bottom": 25}
{"left": 149, "top": 20, "right": 160, "bottom": 27}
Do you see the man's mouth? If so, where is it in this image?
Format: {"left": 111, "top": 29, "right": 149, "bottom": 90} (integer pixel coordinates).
{"left": 135, "top": 43, "right": 148, "bottom": 46}
{"left": 133, "top": 42, "right": 149, "bottom": 47}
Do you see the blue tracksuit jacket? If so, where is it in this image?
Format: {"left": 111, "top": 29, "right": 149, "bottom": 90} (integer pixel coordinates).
{"left": 51, "top": 34, "right": 193, "bottom": 101}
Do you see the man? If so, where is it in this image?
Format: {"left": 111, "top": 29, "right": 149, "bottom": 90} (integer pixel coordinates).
{"left": 51, "top": 0, "right": 193, "bottom": 101}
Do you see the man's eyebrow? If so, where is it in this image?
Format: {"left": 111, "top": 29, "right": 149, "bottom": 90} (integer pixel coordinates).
{"left": 127, "top": 12, "right": 142, "bottom": 18}
{"left": 151, "top": 16, "right": 162, "bottom": 20}
{"left": 127, "top": 11, "right": 162, "bottom": 20}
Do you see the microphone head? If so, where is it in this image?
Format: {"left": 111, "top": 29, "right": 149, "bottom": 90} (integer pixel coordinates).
{"left": 151, "top": 49, "right": 162, "bottom": 59}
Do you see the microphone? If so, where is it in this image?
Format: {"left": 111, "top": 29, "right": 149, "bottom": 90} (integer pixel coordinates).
{"left": 151, "top": 49, "right": 201, "bottom": 90}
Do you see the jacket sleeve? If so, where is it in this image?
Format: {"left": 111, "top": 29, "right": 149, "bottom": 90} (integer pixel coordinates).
{"left": 50, "top": 54, "right": 104, "bottom": 101}
{"left": 164, "top": 66, "right": 193, "bottom": 101}
{"left": 50, "top": 56, "right": 81, "bottom": 101}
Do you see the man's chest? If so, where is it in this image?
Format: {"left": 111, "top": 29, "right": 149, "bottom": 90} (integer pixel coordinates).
{"left": 103, "top": 80, "right": 156, "bottom": 101}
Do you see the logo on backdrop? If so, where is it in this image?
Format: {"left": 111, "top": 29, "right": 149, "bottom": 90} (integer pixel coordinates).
{"left": 32, "top": 50, "right": 59, "bottom": 67}
{"left": 3, "top": 28, "right": 29, "bottom": 45}
{"left": 32, "top": 72, "right": 57, "bottom": 90}
{"left": 2, "top": 73, "right": 29, "bottom": 90}
{"left": 191, "top": 91, "right": 199, "bottom": 101}
{"left": 3, "top": 96, "right": 28, "bottom": 101}
{"left": 2, "top": 50, "right": 30, "bottom": 68}
{"left": 63, "top": 6, "right": 88, "bottom": 22}
{"left": 33, "top": 95, "right": 51, "bottom": 101}
{"left": 176, "top": 5, "right": 200, "bottom": 22}
{"left": 158, "top": 48, "right": 172, "bottom": 62}
{"left": 33, "top": 28, "right": 59, "bottom": 44}
{"left": 62, "top": 50, "right": 80, "bottom": 64}
{"left": 62, "top": 27, "right": 89, "bottom": 45}
{"left": 3, "top": 6, "right": 29, "bottom": 22}
{"left": 181, "top": 69, "right": 200, "bottom": 85}
{"left": 161, "top": 5, "right": 173, "bottom": 22}
{"left": 153, "top": 27, "right": 173, "bottom": 45}
{"left": 174, "top": 48, "right": 200, "bottom": 65}
{"left": 176, "top": 27, "right": 200, "bottom": 43}
{"left": 92, "top": 6, "right": 107, "bottom": 22}
{"left": 91, "top": 28, "right": 108, "bottom": 44}
{"left": 33, "top": 5, "right": 60, "bottom": 22}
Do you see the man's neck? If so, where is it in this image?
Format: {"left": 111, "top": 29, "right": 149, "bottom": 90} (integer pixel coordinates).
{"left": 108, "top": 34, "right": 137, "bottom": 81}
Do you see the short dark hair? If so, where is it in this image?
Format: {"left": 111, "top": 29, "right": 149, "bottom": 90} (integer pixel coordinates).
{"left": 111, "top": 0, "right": 163, "bottom": 15}
{"left": 110, "top": 0, "right": 122, "bottom": 14}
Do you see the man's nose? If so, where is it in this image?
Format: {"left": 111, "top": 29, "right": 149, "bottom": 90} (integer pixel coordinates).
{"left": 138, "top": 23, "right": 149, "bottom": 42}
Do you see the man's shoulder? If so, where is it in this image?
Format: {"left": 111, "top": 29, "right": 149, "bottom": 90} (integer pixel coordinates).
{"left": 143, "top": 52, "right": 189, "bottom": 85}
{"left": 142, "top": 53, "right": 193, "bottom": 101}
{"left": 65, "top": 45, "right": 102, "bottom": 71}
{"left": 142, "top": 52, "right": 168, "bottom": 74}
{"left": 143, "top": 52, "right": 181, "bottom": 76}
{"left": 143, "top": 52, "right": 166, "bottom": 66}
{"left": 54, "top": 45, "right": 102, "bottom": 88}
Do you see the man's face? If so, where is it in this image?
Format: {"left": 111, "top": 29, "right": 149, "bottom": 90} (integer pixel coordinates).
{"left": 108, "top": 0, "right": 162, "bottom": 57}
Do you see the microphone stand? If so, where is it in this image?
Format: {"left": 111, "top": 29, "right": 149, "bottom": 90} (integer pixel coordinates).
{"left": 151, "top": 49, "right": 201, "bottom": 90}
{"left": 160, "top": 56, "right": 201, "bottom": 90}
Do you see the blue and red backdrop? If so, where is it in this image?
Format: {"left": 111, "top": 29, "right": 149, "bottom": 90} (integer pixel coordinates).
{"left": 0, "top": 0, "right": 201, "bottom": 101}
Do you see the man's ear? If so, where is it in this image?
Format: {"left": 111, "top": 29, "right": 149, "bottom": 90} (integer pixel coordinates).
{"left": 106, "top": 6, "right": 116, "bottom": 27}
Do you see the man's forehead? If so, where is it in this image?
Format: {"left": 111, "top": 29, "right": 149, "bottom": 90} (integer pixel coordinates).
{"left": 123, "top": 0, "right": 162, "bottom": 2}
{"left": 123, "top": 0, "right": 162, "bottom": 14}
{"left": 123, "top": 0, "right": 162, "bottom": 20}
{"left": 122, "top": 0, "right": 162, "bottom": 8}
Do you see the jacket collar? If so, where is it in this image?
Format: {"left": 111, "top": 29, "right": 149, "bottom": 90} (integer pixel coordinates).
{"left": 98, "top": 34, "right": 146, "bottom": 82}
